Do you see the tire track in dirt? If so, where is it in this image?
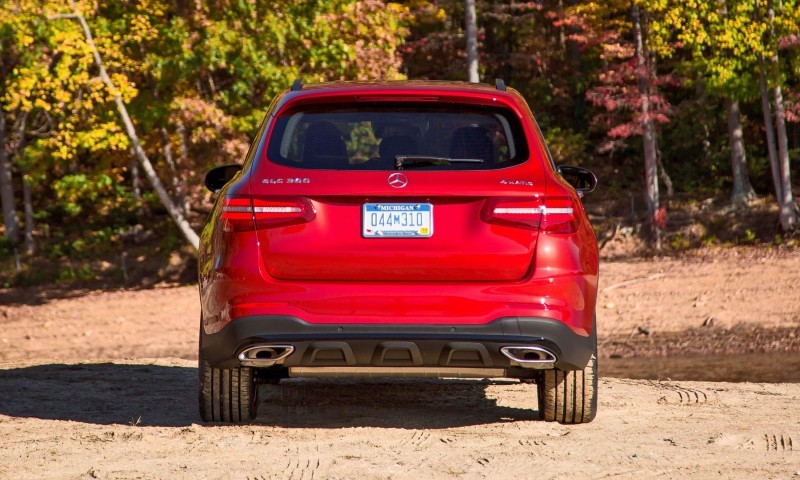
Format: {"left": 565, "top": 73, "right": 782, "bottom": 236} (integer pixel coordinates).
{"left": 650, "top": 381, "right": 712, "bottom": 405}
{"left": 396, "top": 429, "right": 431, "bottom": 448}
{"left": 715, "top": 432, "right": 797, "bottom": 455}
{"left": 764, "top": 433, "right": 794, "bottom": 453}
{"left": 281, "top": 442, "right": 322, "bottom": 480}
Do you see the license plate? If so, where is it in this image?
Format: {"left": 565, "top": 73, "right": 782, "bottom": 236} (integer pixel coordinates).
{"left": 362, "top": 203, "right": 433, "bottom": 238}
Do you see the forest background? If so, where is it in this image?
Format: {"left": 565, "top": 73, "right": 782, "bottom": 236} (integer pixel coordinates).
{"left": 1, "top": 0, "right": 799, "bottom": 287}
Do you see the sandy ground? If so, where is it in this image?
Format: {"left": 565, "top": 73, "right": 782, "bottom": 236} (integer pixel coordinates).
{"left": 1, "top": 249, "right": 799, "bottom": 478}
{"left": 599, "top": 249, "right": 800, "bottom": 335}
{"left": 2, "top": 249, "right": 798, "bottom": 364}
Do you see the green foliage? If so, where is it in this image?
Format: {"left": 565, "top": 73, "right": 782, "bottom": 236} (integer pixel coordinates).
{"left": 0, "top": 0, "right": 408, "bottom": 285}
{"left": 701, "top": 234, "right": 719, "bottom": 246}
{"left": 669, "top": 233, "right": 691, "bottom": 251}
{"left": 53, "top": 173, "right": 114, "bottom": 216}
{"left": 1, "top": 0, "right": 798, "bottom": 286}
{"left": 658, "top": 94, "right": 730, "bottom": 194}
{"left": 544, "top": 127, "right": 590, "bottom": 166}
{"left": 739, "top": 228, "right": 758, "bottom": 245}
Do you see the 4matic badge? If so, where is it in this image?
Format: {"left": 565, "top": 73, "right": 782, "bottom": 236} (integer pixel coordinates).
{"left": 500, "top": 179, "right": 534, "bottom": 187}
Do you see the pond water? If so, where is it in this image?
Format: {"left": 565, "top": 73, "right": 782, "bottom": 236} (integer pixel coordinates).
{"left": 600, "top": 352, "right": 800, "bottom": 383}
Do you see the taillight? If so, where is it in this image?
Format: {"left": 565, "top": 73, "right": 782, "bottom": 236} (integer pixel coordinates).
{"left": 252, "top": 198, "right": 314, "bottom": 229}
{"left": 539, "top": 197, "right": 578, "bottom": 233}
{"left": 483, "top": 199, "right": 543, "bottom": 229}
{"left": 220, "top": 196, "right": 314, "bottom": 232}
{"left": 483, "top": 197, "right": 578, "bottom": 233}
{"left": 221, "top": 197, "right": 255, "bottom": 232}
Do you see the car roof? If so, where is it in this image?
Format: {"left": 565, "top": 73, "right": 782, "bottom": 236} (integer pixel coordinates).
{"left": 298, "top": 79, "right": 500, "bottom": 94}
{"left": 271, "top": 80, "right": 530, "bottom": 117}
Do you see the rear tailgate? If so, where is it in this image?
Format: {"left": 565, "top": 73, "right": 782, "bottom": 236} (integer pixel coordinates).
{"left": 250, "top": 168, "right": 544, "bottom": 282}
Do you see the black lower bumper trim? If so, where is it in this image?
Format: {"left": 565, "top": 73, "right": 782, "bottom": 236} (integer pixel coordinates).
{"left": 201, "top": 316, "right": 595, "bottom": 373}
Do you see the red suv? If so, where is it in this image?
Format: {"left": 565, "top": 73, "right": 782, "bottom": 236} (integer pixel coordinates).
{"left": 198, "top": 80, "right": 599, "bottom": 424}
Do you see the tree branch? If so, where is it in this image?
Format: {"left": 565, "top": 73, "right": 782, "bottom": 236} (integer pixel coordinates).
{"left": 48, "top": 1, "right": 200, "bottom": 250}
{"left": 46, "top": 14, "right": 79, "bottom": 20}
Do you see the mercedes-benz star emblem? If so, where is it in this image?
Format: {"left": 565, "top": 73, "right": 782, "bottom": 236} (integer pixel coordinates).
{"left": 387, "top": 173, "right": 408, "bottom": 188}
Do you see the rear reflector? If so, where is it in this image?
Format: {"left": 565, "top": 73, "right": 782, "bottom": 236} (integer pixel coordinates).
{"left": 493, "top": 208, "right": 540, "bottom": 215}
{"left": 253, "top": 206, "right": 303, "bottom": 214}
{"left": 541, "top": 207, "right": 574, "bottom": 215}
{"left": 220, "top": 196, "right": 314, "bottom": 231}
{"left": 253, "top": 198, "right": 314, "bottom": 229}
{"left": 539, "top": 197, "right": 578, "bottom": 233}
{"left": 483, "top": 199, "right": 542, "bottom": 229}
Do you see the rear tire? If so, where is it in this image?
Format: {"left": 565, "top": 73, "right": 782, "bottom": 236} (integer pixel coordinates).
{"left": 198, "top": 350, "right": 257, "bottom": 423}
{"left": 537, "top": 353, "right": 598, "bottom": 424}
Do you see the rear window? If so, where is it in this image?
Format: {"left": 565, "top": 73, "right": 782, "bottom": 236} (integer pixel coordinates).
{"left": 265, "top": 104, "right": 529, "bottom": 170}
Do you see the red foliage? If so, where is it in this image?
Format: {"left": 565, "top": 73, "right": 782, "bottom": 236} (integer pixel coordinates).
{"left": 585, "top": 56, "right": 673, "bottom": 139}
{"left": 652, "top": 206, "right": 668, "bottom": 230}
{"left": 577, "top": 13, "right": 675, "bottom": 144}
{"left": 779, "top": 34, "right": 800, "bottom": 49}
{"left": 784, "top": 90, "right": 800, "bottom": 123}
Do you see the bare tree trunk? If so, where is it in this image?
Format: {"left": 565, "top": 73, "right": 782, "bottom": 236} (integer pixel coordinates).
{"left": 633, "top": 2, "right": 660, "bottom": 247}
{"left": 175, "top": 120, "right": 192, "bottom": 214}
{"left": 774, "top": 85, "right": 798, "bottom": 230}
{"left": 765, "top": 0, "right": 797, "bottom": 230}
{"left": 725, "top": 98, "right": 756, "bottom": 205}
{"left": 52, "top": 3, "right": 200, "bottom": 250}
{"left": 12, "top": 112, "right": 34, "bottom": 254}
{"left": 161, "top": 127, "right": 187, "bottom": 216}
{"left": 656, "top": 150, "right": 673, "bottom": 198}
{"left": 465, "top": 0, "right": 479, "bottom": 82}
{"left": 0, "top": 107, "right": 20, "bottom": 245}
{"left": 557, "top": 0, "right": 567, "bottom": 58}
{"left": 717, "top": 0, "right": 754, "bottom": 207}
{"left": 176, "top": 120, "right": 190, "bottom": 164}
{"left": 21, "top": 174, "right": 33, "bottom": 254}
{"left": 130, "top": 149, "right": 141, "bottom": 202}
{"left": 647, "top": 37, "right": 672, "bottom": 200}
{"left": 759, "top": 64, "right": 783, "bottom": 204}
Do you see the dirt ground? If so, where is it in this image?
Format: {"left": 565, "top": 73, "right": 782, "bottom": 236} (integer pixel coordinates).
{"left": 1, "top": 248, "right": 799, "bottom": 479}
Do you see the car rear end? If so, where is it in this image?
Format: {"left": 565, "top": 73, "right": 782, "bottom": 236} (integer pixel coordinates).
{"left": 198, "top": 81, "right": 599, "bottom": 423}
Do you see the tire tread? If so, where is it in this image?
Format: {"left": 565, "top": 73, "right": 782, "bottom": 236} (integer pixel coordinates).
{"left": 538, "top": 354, "right": 597, "bottom": 424}
{"left": 199, "top": 355, "right": 256, "bottom": 423}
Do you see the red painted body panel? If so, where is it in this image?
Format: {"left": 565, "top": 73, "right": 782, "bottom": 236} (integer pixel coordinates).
{"left": 256, "top": 193, "right": 540, "bottom": 281}
{"left": 198, "top": 81, "right": 598, "bottom": 341}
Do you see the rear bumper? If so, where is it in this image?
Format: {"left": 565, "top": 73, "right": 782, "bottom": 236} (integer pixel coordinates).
{"left": 200, "top": 315, "right": 595, "bottom": 374}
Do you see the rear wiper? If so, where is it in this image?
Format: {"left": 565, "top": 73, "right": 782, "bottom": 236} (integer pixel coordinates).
{"left": 395, "top": 155, "right": 484, "bottom": 170}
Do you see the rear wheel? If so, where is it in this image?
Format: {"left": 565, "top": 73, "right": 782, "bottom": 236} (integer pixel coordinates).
{"left": 537, "top": 352, "right": 597, "bottom": 424}
{"left": 198, "top": 350, "right": 257, "bottom": 423}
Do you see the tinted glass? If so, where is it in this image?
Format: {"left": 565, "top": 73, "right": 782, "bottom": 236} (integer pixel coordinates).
{"left": 266, "top": 104, "right": 529, "bottom": 170}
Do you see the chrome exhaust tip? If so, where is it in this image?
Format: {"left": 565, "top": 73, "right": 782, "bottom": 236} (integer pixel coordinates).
{"left": 237, "top": 345, "right": 294, "bottom": 367}
{"left": 500, "top": 346, "right": 557, "bottom": 369}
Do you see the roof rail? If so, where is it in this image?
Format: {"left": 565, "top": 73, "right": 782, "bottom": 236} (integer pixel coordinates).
{"left": 495, "top": 78, "right": 506, "bottom": 92}
{"left": 291, "top": 78, "right": 303, "bottom": 91}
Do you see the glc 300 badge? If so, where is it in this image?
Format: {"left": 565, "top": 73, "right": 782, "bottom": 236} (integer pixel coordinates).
{"left": 262, "top": 177, "right": 311, "bottom": 184}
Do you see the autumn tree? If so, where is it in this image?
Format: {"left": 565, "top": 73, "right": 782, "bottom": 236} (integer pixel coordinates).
{"left": 578, "top": 1, "right": 672, "bottom": 245}
{"left": 757, "top": 0, "right": 799, "bottom": 230}
{"left": 649, "top": 0, "right": 779, "bottom": 208}
{"left": 465, "top": 0, "right": 479, "bottom": 81}
{"left": 1, "top": 0, "right": 408, "bottom": 260}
